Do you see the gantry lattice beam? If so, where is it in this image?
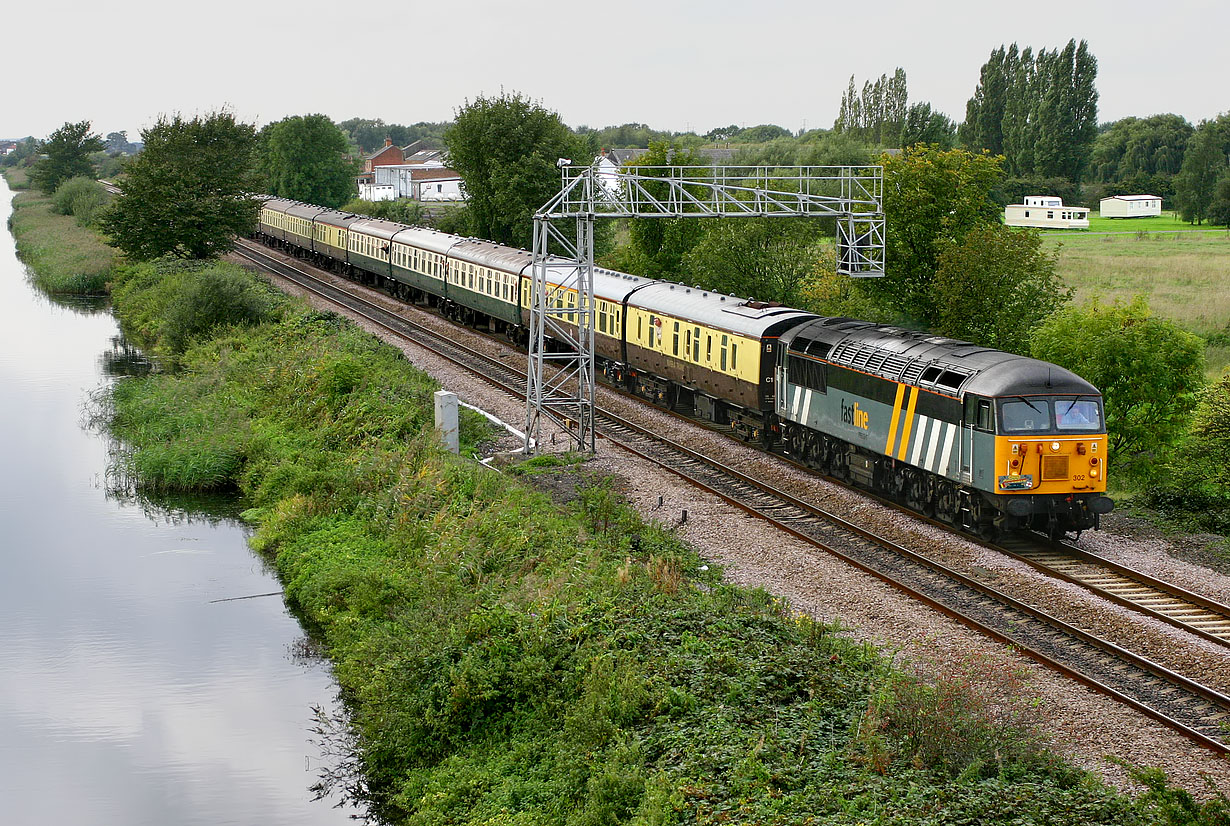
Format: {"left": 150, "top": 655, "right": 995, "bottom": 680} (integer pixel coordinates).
{"left": 526, "top": 164, "right": 885, "bottom": 454}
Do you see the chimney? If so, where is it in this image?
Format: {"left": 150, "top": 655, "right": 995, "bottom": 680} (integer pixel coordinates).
{"left": 385, "top": 138, "right": 392, "bottom": 147}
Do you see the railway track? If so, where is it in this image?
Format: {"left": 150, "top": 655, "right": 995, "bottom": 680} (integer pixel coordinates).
{"left": 997, "top": 534, "right": 1230, "bottom": 648}
{"left": 233, "top": 238, "right": 1230, "bottom": 754}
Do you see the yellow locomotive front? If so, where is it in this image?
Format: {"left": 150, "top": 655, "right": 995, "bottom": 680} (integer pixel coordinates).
{"left": 991, "top": 395, "right": 1112, "bottom": 533}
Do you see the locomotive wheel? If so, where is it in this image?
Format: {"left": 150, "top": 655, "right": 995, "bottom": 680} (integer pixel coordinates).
{"left": 787, "top": 426, "right": 806, "bottom": 460}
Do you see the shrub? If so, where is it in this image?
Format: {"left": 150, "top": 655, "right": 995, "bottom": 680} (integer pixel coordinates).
{"left": 867, "top": 648, "right": 1051, "bottom": 779}
{"left": 51, "top": 176, "right": 108, "bottom": 226}
{"left": 1031, "top": 298, "right": 1206, "bottom": 469}
{"left": 340, "top": 197, "right": 427, "bottom": 226}
{"left": 1148, "top": 375, "right": 1230, "bottom": 533}
{"left": 161, "top": 267, "right": 279, "bottom": 353}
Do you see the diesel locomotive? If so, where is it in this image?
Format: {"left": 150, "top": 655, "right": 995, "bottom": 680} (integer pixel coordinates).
{"left": 257, "top": 196, "right": 1114, "bottom": 537}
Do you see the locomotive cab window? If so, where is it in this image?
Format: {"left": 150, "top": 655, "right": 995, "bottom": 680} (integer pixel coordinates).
{"left": 999, "top": 399, "right": 1051, "bottom": 434}
{"left": 1055, "top": 398, "right": 1102, "bottom": 431}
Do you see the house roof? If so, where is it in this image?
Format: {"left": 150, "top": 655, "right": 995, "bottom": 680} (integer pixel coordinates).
{"left": 1101, "top": 194, "right": 1160, "bottom": 201}
{"left": 365, "top": 144, "right": 403, "bottom": 161}
{"left": 405, "top": 149, "right": 445, "bottom": 165}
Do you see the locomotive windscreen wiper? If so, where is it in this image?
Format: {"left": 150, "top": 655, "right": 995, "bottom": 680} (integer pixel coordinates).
{"left": 1013, "top": 396, "right": 1042, "bottom": 413}
{"left": 1057, "top": 395, "right": 1090, "bottom": 415}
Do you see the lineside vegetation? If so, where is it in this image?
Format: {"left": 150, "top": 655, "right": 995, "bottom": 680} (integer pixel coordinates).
{"left": 4, "top": 168, "right": 115, "bottom": 294}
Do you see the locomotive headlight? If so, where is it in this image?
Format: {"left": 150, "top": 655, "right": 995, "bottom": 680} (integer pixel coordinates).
{"left": 1051, "top": 442, "right": 1060, "bottom": 451}
{"left": 1090, "top": 468, "right": 1099, "bottom": 478}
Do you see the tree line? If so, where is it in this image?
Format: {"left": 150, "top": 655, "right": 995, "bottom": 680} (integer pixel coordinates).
{"left": 17, "top": 67, "right": 1229, "bottom": 530}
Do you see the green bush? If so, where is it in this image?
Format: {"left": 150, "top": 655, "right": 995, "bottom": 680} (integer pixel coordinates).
{"left": 1147, "top": 374, "right": 1230, "bottom": 534}
{"left": 51, "top": 176, "right": 108, "bottom": 226}
{"left": 341, "top": 197, "right": 427, "bottom": 226}
{"left": 161, "top": 267, "right": 279, "bottom": 353}
{"left": 111, "top": 259, "right": 284, "bottom": 358}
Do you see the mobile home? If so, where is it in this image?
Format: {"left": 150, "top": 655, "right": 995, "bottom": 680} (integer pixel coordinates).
{"left": 1004, "top": 196, "right": 1089, "bottom": 230}
{"left": 1099, "top": 195, "right": 1162, "bottom": 218}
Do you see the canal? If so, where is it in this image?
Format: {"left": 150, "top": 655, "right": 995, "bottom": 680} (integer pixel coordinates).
{"left": 0, "top": 176, "right": 360, "bottom": 824}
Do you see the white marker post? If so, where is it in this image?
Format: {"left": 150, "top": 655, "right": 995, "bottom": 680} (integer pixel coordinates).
{"left": 434, "top": 390, "right": 459, "bottom": 453}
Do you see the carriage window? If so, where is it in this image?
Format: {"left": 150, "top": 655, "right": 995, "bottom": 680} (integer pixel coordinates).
{"left": 672, "top": 322, "right": 680, "bottom": 356}
{"left": 720, "top": 335, "right": 728, "bottom": 371}
{"left": 731, "top": 344, "right": 738, "bottom": 369}
{"left": 706, "top": 335, "right": 712, "bottom": 362}
{"left": 693, "top": 327, "right": 700, "bottom": 361}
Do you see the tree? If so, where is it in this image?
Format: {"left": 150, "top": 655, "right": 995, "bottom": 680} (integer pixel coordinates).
{"left": 99, "top": 111, "right": 259, "bottom": 260}
{"left": 258, "top": 114, "right": 358, "bottom": 208}
{"left": 1033, "top": 40, "right": 1099, "bottom": 184}
{"left": 444, "top": 91, "right": 590, "bottom": 249}
{"left": 932, "top": 225, "right": 1070, "bottom": 352}
{"left": 1089, "top": 115, "right": 1193, "bottom": 184}
{"left": 960, "top": 46, "right": 1008, "bottom": 155}
{"left": 900, "top": 103, "right": 956, "bottom": 149}
{"left": 964, "top": 41, "right": 1098, "bottom": 185}
{"left": 1209, "top": 169, "right": 1230, "bottom": 227}
{"left": 682, "top": 219, "right": 825, "bottom": 306}
{"left": 835, "top": 70, "right": 908, "bottom": 147}
{"left": 1029, "top": 298, "right": 1205, "bottom": 460}
{"left": 1175, "top": 118, "right": 1229, "bottom": 224}
{"left": 1159, "top": 375, "right": 1230, "bottom": 529}
{"left": 0, "top": 137, "right": 39, "bottom": 168}
{"left": 861, "top": 146, "right": 1004, "bottom": 327}
{"left": 620, "top": 140, "right": 709, "bottom": 278}
{"left": 29, "top": 120, "right": 104, "bottom": 194}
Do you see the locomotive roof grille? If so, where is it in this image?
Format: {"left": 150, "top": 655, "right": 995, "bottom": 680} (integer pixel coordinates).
{"left": 819, "top": 338, "right": 974, "bottom": 391}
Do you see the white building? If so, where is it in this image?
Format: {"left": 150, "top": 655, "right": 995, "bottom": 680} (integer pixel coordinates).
{"left": 371, "top": 164, "right": 464, "bottom": 202}
{"left": 356, "top": 182, "right": 398, "bottom": 202}
{"left": 1099, "top": 194, "right": 1162, "bottom": 218}
{"left": 1004, "top": 196, "right": 1089, "bottom": 230}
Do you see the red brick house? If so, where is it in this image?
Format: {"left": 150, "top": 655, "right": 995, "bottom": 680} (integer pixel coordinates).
{"left": 357, "top": 139, "right": 407, "bottom": 183}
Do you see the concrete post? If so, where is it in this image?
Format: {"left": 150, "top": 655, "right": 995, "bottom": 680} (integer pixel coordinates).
{"left": 434, "top": 390, "right": 459, "bottom": 453}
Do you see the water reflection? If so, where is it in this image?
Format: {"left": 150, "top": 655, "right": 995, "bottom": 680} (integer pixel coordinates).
{"left": 0, "top": 176, "right": 365, "bottom": 824}
{"left": 100, "top": 334, "right": 154, "bottom": 378}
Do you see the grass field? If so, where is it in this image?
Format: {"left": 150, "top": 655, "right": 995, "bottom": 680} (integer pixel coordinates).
{"left": 1043, "top": 218, "right": 1230, "bottom": 377}
{"left": 1042, "top": 210, "right": 1224, "bottom": 235}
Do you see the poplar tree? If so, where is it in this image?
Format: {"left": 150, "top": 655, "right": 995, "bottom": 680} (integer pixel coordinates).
{"left": 962, "top": 40, "right": 1098, "bottom": 185}
{"left": 834, "top": 69, "right": 908, "bottom": 147}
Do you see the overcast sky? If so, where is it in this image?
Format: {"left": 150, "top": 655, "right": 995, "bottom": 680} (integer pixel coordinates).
{"left": 3, "top": 0, "right": 1225, "bottom": 142}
